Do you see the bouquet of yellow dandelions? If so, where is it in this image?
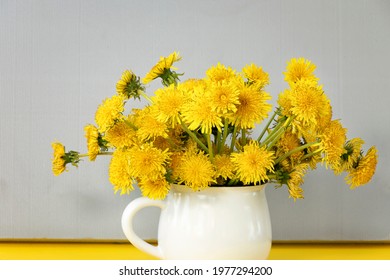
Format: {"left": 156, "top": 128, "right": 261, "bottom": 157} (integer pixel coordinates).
{"left": 51, "top": 52, "right": 378, "bottom": 200}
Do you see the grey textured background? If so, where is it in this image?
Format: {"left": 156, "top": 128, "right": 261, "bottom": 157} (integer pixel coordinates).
{"left": 1, "top": 0, "right": 389, "bottom": 241}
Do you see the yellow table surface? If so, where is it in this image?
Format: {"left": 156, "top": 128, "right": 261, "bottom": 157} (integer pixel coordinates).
{"left": 1, "top": 242, "right": 389, "bottom": 260}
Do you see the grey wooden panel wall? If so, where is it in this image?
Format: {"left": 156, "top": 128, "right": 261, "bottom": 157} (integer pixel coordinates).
{"left": 0, "top": 0, "right": 389, "bottom": 241}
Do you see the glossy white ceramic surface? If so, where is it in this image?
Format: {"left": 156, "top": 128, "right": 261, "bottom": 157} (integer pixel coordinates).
{"left": 122, "top": 185, "right": 272, "bottom": 259}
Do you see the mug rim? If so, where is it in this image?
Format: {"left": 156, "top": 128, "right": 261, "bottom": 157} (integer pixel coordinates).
{"left": 170, "top": 183, "right": 266, "bottom": 193}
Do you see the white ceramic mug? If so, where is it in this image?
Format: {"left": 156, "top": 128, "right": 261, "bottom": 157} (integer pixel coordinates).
{"left": 121, "top": 184, "right": 272, "bottom": 259}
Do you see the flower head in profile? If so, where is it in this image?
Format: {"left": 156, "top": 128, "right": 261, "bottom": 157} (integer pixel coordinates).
{"left": 143, "top": 51, "right": 182, "bottom": 86}
{"left": 109, "top": 149, "right": 134, "bottom": 195}
{"left": 84, "top": 124, "right": 100, "bottom": 161}
{"left": 346, "top": 146, "right": 378, "bottom": 189}
{"left": 231, "top": 141, "right": 275, "bottom": 185}
{"left": 95, "top": 95, "right": 125, "bottom": 133}
{"left": 116, "top": 70, "right": 145, "bottom": 100}
{"left": 51, "top": 142, "right": 80, "bottom": 176}
{"left": 177, "top": 151, "right": 215, "bottom": 191}
{"left": 284, "top": 57, "right": 318, "bottom": 85}
{"left": 51, "top": 142, "right": 67, "bottom": 176}
{"left": 333, "top": 138, "right": 365, "bottom": 174}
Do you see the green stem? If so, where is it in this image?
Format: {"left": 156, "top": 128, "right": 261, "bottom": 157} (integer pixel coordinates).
{"left": 124, "top": 119, "right": 138, "bottom": 130}
{"left": 266, "top": 127, "right": 286, "bottom": 151}
{"left": 257, "top": 110, "right": 279, "bottom": 142}
{"left": 261, "top": 123, "right": 285, "bottom": 147}
{"left": 79, "top": 151, "right": 114, "bottom": 158}
{"left": 140, "top": 91, "right": 153, "bottom": 103}
{"left": 241, "top": 129, "right": 247, "bottom": 146}
{"left": 274, "top": 142, "right": 320, "bottom": 165}
{"left": 261, "top": 117, "right": 286, "bottom": 145}
{"left": 179, "top": 116, "right": 209, "bottom": 153}
{"left": 207, "top": 134, "right": 214, "bottom": 161}
{"left": 216, "top": 129, "right": 222, "bottom": 154}
{"left": 301, "top": 149, "right": 322, "bottom": 161}
{"left": 227, "top": 178, "right": 239, "bottom": 186}
{"left": 230, "top": 125, "right": 238, "bottom": 152}
{"left": 220, "top": 118, "right": 230, "bottom": 153}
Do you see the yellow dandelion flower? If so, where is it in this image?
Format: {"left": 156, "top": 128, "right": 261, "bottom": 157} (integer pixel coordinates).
{"left": 138, "top": 177, "right": 170, "bottom": 200}
{"left": 153, "top": 125, "right": 183, "bottom": 151}
{"left": 333, "top": 138, "right": 365, "bottom": 174}
{"left": 320, "top": 120, "right": 347, "bottom": 167}
{"left": 177, "top": 152, "right": 215, "bottom": 191}
{"left": 105, "top": 121, "right": 136, "bottom": 148}
{"left": 51, "top": 142, "right": 66, "bottom": 176}
{"left": 129, "top": 144, "right": 170, "bottom": 180}
{"left": 152, "top": 84, "right": 187, "bottom": 127}
{"left": 242, "top": 63, "right": 270, "bottom": 89}
{"left": 181, "top": 88, "right": 223, "bottom": 134}
{"left": 231, "top": 84, "right": 272, "bottom": 129}
{"left": 289, "top": 80, "right": 330, "bottom": 128}
{"left": 116, "top": 70, "right": 133, "bottom": 95}
{"left": 208, "top": 80, "right": 240, "bottom": 114}
{"left": 116, "top": 70, "right": 144, "bottom": 99}
{"left": 169, "top": 151, "right": 185, "bottom": 181}
{"left": 133, "top": 107, "right": 168, "bottom": 141}
{"left": 214, "top": 154, "right": 235, "bottom": 180}
{"left": 231, "top": 141, "right": 275, "bottom": 185}
{"left": 206, "top": 63, "right": 237, "bottom": 83}
{"left": 277, "top": 88, "right": 294, "bottom": 117}
{"left": 177, "top": 78, "right": 207, "bottom": 98}
{"left": 142, "top": 51, "right": 182, "bottom": 84}
{"left": 276, "top": 131, "right": 304, "bottom": 163}
{"left": 84, "top": 124, "right": 100, "bottom": 161}
{"left": 286, "top": 163, "right": 309, "bottom": 200}
{"left": 316, "top": 101, "right": 333, "bottom": 133}
{"left": 95, "top": 95, "right": 125, "bottom": 133}
{"left": 287, "top": 184, "right": 304, "bottom": 200}
{"left": 109, "top": 149, "right": 134, "bottom": 195}
{"left": 284, "top": 57, "right": 318, "bottom": 85}
{"left": 346, "top": 146, "right": 378, "bottom": 189}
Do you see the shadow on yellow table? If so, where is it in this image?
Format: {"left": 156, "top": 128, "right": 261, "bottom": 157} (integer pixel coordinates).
{"left": 0, "top": 242, "right": 389, "bottom": 260}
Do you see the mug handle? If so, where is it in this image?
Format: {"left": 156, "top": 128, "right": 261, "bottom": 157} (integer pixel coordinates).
{"left": 121, "top": 197, "right": 166, "bottom": 259}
